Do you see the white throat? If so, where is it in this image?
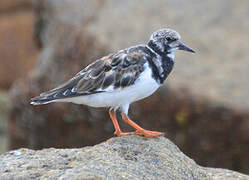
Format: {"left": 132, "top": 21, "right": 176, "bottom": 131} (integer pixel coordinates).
{"left": 167, "top": 52, "right": 175, "bottom": 61}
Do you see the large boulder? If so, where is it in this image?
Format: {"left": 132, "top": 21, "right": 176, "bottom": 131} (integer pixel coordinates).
{"left": 0, "top": 136, "right": 248, "bottom": 180}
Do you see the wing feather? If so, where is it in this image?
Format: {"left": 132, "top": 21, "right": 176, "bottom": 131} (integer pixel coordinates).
{"left": 36, "top": 46, "right": 149, "bottom": 101}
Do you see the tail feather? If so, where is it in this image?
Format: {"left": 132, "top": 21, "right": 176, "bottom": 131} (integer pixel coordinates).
{"left": 31, "top": 86, "right": 66, "bottom": 105}
{"left": 30, "top": 89, "right": 60, "bottom": 105}
{"left": 30, "top": 95, "right": 55, "bottom": 105}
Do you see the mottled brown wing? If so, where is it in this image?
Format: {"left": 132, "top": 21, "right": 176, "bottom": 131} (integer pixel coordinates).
{"left": 76, "top": 49, "right": 148, "bottom": 94}
{"left": 36, "top": 48, "right": 148, "bottom": 101}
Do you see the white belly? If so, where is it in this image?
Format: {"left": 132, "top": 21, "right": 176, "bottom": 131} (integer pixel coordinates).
{"left": 58, "top": 65, "right": 160, "bottom": 108}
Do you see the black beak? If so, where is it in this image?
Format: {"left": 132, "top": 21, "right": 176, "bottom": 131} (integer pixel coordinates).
{"left": 178, "top": 41, "right": 195, "bottom": 53}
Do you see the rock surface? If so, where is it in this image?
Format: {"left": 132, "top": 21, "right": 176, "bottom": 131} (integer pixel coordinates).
{"left": 0, "top": 136, "right": 248, "bottom": 180}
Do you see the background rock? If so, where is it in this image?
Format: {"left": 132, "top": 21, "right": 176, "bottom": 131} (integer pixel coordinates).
{"left": 9, "top": 25, "right": 109, "bottom": 149}
{"left": 0, "top": 136, "right": 248, "bottom": 180}
{"left": 4, "top": 0, "right": 249, "bottom": 175}
{"left": 0, "top": 4, "right": 39, "bottom": 90}
{"left": 0, "top": 91, "right": 9, "bottom": 153}
{"left": 0, "top": 0, "right": 39, "bottom": 155}
{"left": 0, "top": 0, "right": 32, "bottom": 14}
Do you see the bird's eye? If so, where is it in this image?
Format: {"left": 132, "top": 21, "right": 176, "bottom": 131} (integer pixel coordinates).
{"left": 154, "top": 34, "right": 159, "bottom": 38}
{"left": 166, "top": 37, "right": 172, "bottom": 41}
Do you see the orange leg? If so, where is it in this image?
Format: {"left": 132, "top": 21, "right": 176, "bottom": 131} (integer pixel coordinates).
{"left": 121, "top": 113, "right": 164, "bottom": 138}
{"left": 109, "top": 109, "right": 135, "bottom": 136}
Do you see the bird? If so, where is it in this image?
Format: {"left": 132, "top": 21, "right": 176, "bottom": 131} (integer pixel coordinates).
{"left": 31, "top": 28, "right": 195, "bottom": 138}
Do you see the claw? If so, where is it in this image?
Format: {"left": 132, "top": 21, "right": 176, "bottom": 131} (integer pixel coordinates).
{"left": 110, "top": 110, "right": 165, "bottom": 138}
{"left": 121, "top": 113, "right": 164, "bottom": 138}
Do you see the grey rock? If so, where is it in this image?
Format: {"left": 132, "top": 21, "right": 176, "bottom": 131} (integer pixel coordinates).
{"left": 0, "top": 136, "right": 248, "bottom": 180}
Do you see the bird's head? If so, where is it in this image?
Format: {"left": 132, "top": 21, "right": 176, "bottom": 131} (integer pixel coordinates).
{"left": 148, "top": 28, "right": 195, "bottom": 59}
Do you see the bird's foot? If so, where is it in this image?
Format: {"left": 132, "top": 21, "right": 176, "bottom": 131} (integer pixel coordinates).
{"left": 114, "top": 130, "right": 136, "bottom": 137}
{"left": 135, "top": 129, "right": 164, "bottom": 138}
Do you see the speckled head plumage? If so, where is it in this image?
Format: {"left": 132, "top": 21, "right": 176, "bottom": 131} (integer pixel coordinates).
{"left": 150, "top": 28, "right": 181, "bottom": 42}
{"left": 148, "top": 28, "right": 195, "bottom": 55}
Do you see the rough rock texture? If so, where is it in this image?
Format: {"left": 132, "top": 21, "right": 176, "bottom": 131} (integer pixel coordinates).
{"left": 0, "top": 136, "right": 248, "bottom": 180}
{"left": 7, "top": 0, "right": 249, "bottom": 175}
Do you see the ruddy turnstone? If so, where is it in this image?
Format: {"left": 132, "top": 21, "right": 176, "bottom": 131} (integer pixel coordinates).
{"left": 31, "top": 28, "right": 195, "bottom": 138}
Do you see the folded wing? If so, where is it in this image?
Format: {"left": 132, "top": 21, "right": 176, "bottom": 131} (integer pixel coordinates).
{"left": 31, "top": 47, "right": 149, "bottom": 105}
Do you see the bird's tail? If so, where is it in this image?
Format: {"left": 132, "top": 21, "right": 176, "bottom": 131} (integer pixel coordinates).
{"left": 30, "top": 79, "right": 78, "bottom": 105}
{"left": 30, "top": 95, "right": 55, "bottom": 105}
{"left": 30, "top": 89, "right": 61, "bottom": 105}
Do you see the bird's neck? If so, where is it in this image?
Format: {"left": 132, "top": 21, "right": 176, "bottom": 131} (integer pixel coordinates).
{"left": 147, "top": 40, "right": 166, "bottom": 57}
{"left": 146, "top": 43, "right": 175, "bottom": 84}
